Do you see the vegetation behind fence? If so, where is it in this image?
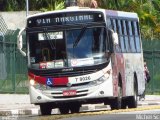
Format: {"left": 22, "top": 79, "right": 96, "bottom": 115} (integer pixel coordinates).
{"left": 0, "top": 15, "right": 28, "bottom": 93}
{"left": 143, "top": 40, "right": 160, "bottom": 94}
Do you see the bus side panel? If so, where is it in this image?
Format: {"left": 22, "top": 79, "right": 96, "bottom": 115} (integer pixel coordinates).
{"left": 116, "top": 53, "right": 126, "bottom": 97}
{"left": 111, "top": 52, "right": 126, "bottom": 97}
{"left": 111, "top": 54, "right": 118, "bottom": 97}
{"left": 124, "top": 53, "right": 145, "bottom": 96}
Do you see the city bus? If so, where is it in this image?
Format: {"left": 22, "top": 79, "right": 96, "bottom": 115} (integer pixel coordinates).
{"left": 17, "top": 7, "right": 145, "bottom": 115}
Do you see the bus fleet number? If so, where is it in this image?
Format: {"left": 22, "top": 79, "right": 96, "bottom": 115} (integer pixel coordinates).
{"left": 75, "top": 76, "right": 91, "bottom": 82}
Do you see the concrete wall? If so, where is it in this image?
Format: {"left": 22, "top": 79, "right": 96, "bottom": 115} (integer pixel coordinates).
{"left": 0, "top": 11, "right": 40, "bottom": 30}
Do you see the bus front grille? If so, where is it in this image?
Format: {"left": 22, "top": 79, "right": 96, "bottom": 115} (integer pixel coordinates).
{"left": 52, "top": 94, "right": 88, "bottom": 99}
{"left": 42, "top": 89, "right": 89, "bottom": 99}
{"left": 29, "top": 62, "right": 108, "bottom": 78}
{"left": 35, "top": 70, "right": 97, "bottom": 77}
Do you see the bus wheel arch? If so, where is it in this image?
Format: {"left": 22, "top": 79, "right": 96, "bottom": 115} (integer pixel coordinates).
{"left": 134, "top": 72, "right": 138, "bottom": 92}
{"left": 127, "top": 73, "right": 138, "bottom": 108}
{"left": 110, "top": 73, "right": 123, "bottom": 110}
{"left": 118, "top": 73, "right": 123, "bottom": 106}
{"left": 118, "top": 73, "right": 127, "bottom": 109}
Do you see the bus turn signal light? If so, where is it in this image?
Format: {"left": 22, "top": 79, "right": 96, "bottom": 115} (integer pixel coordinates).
{"left": 30, "top": 79, "right": 36, "bottom": 86}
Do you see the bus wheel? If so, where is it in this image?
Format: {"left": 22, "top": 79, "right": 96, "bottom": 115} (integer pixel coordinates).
{"left": 59, "top": 105, "right": 70, "bottom": 114}
{"left": 69, "top": 103, "right": 81, "bottom": 113}
{"left": 128, "top": 81, "right": 138, "bottom": 108}
{"left": 110, "top": 83, "right": 122, "bottom": 110}
{"left": 121, "top": 98, "right": 127, "bottom": 109}
{"left": 40, "top": 104, "right": 52, "bottom": 115}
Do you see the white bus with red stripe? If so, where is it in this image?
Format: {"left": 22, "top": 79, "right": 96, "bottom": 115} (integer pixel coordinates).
{"left": 17, "top": 7, "right": 145, "bottom": 115}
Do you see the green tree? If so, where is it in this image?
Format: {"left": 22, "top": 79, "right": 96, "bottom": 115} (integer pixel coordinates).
{"left": 136, "top": 0, "right": 159, "bottom": 40}
{"left": 0, "top": 0, "right": 65, "bottom": 11}
{"left": 0, "top": 0, "right": 18, "bottom": 11}
{"left": 100, "top": 0, "right": 159, "bottom": 40}
{"left": 40, "top": 0, "right": 65, "bottom": 11}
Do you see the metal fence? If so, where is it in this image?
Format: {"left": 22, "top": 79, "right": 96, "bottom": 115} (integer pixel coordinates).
{"left": 0, "top": 15, "right": 28, "bottom": 93}
{"left": 143, "top": 40, "right": 160, "bottom": 94}
{"left": 143, "top": 50, "right": 160, "bottom": 93}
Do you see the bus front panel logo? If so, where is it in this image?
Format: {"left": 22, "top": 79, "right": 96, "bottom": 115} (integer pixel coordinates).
{"left": 46, "top": 78, "right": 53, "bottom": 86}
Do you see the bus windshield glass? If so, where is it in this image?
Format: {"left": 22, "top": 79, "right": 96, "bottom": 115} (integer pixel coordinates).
{"left": 28, "top": 26, "right": 108, "bottom": 69}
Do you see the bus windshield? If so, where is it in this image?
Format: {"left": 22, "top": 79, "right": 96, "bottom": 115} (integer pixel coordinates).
{"left": 28, "top": 26, "right": 108, "bottom": 69}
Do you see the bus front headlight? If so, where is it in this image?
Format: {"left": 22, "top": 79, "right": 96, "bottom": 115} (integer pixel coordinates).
{"left": 90, "top": 76, "right": 106, "bottom": 86}
{"left": 30, "top": 79, "right": 36, "bottom": 86}
{"left": 29, "top": 79, "right": 48, "bottom": 90}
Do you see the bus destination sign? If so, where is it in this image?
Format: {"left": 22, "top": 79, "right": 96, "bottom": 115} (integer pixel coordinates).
{"left": 27, "top": 12, "right": 104, "bottom": 27}
{"left": 37, "top": 15, "right": 93, "bottom": 25}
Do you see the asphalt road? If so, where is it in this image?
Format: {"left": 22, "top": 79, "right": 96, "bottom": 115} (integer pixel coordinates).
{"left": 61, "top": 109, "right": 160, "bottom": 120}
{"left": 1, "top": 106, "right": 160, "bottom": 120}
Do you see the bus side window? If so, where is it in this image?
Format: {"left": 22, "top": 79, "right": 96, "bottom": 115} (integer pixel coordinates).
{"left": 129, "top": 21, "right": 136, "bottom": 53}
{"left": 134, "top": 21, "right": 141, "bottom": 52}
{"left": 111, "top": 19, "right": 121, "bottom": 52}
{"left": 111, "top": 19, "right": 117, "bottom": 32}
{"left": 110, "top": 19, "right": 116, "bottom": 52}
{"left": 124, "top": 20, "right": 131, "bottom": 52}
{"left": 115, "top": 19, "right": 121, "bottom": 52}
{"left": 131, "top": 21, "right": 137, "bottom": 53}
{"left": 118, "top": 19, "right": 125, "bottom": 53}
{"left": 120, "top": 20, "right": 126, "bottom": 53}
{"left": 107, "top": 29, "right": 114, "bottom": 53}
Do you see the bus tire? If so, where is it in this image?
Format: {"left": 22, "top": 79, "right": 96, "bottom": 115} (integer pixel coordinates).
{"left": 110, "top": 82, "right": 122, "bottom": 110}
{"left": 70, "top": 105, "right": 80, "bottom": 113}
{"left": 121, "top": 98, "right": 127, "bottom": 109}
{"left": 40, "top": 104, "right": 52, "bottom": 115}
{"left": 69, "top": 103, "right": 81, "bottom": 113}
{"left": 59, "top": 104, "right": 70, "bottom": 114}
{"left": 128, "top": 81, "right": 138, "bottom": 108}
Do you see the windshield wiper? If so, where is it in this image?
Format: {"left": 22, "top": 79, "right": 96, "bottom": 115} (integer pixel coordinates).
{"left": 73, "top": 27, "right": 86, "bottom": 48}
{"left": 43, "top": 28, "right": 56, "bottom": 50}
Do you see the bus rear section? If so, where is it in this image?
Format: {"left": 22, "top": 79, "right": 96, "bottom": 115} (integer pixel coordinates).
{"left": 106, "top": 10, "right": 145, "bottom": 109}
{"left": 17, "top": 8, "right": 145, "bottom": 115}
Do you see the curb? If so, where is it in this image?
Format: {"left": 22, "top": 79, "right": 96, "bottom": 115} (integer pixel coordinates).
{"left": 0, "top": 101, "right": 160, "bottom": 116}
{"left": 0, "top": 108, "right": 40, "bottom": 116}
{"left": 138, "top": 101, "right": 160, "bottom": 106}
{"left": 141, "top": 102, "right": 160, "bottom": 106}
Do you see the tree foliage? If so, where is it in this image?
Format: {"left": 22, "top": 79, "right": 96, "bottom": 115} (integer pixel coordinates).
{"left": 99, "top": 0, "right": 160, "bottom": 40}
{"left": 0, "top": 0, "right": 159, "bottom": 40}
{"left": 0, "top": 0, "right": 65, "bottom": 11}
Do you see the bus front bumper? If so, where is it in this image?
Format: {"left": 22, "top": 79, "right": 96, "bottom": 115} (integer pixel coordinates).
{"left": 29, "top": 77, "right": 113, "bottom": 104}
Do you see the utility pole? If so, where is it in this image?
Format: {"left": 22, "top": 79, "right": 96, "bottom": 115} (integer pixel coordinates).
{"left": 26, "top": 0, "right": 29, "bottom": 16}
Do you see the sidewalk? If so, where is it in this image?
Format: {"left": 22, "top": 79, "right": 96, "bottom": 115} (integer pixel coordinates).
{"left": 0, "top": 94, "right": 160, "bottom": 116}
{"left": 0, "top": 94, "right": 39, "bottom": 116}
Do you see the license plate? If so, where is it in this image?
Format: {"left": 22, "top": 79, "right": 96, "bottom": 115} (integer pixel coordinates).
{"left": 63, "top": 90, "right": 77, "bottom": 96}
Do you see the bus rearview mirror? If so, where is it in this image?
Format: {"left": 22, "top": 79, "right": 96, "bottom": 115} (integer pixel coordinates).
{"left": 112, "top": 32, "right": 119, "bottom": 45}
{"left": 17, "top": 28, "right": 26, "bottom": 57}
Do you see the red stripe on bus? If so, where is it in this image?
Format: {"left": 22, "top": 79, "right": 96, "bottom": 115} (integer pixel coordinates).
{"left": 28, "top": 72, "right": 68, "bottom": 85}
{"left": 28, "top": 72, "right": 46, "bottom": 85}
{"left": 53, "top": 77, "right": 68, "bottom": 86}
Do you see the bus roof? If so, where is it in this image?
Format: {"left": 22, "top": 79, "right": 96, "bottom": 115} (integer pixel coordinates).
{"left": 27, "top": 7, "right": 138, "bottom": 20}
{"left": 105, "top": 10, "right": 138, "bottom": 19}
{"left": 27, "top": 7, "right": 105, "bottom": 19}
